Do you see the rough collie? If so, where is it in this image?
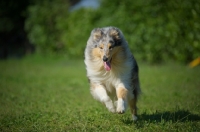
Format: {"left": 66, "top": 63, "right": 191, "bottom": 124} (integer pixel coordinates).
{"left": 84, "top": 27, "right": 141, "bottom": 121}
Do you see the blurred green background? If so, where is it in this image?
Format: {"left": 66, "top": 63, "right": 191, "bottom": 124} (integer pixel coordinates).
{"left": 1, "top": 1, "right": 200, "bottom": 130}
{"left": 0, "top": 0, "right": 200, "bottom": 63}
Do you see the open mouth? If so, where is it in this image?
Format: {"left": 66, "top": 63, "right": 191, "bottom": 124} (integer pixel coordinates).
{"left": 104, "top": 58, "right": 112, "bottom": 71}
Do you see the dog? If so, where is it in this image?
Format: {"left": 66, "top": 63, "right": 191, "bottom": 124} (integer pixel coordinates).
{"left": 84, "top": 27, "right": 141, "bottom": 121}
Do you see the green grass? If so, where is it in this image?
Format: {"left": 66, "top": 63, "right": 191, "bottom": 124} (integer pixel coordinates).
{"left": 0, "top": 56, "right": 200, "bottom": 131}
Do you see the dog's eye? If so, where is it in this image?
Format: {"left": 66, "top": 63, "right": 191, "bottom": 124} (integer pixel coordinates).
{"left": 109, "top": 46, "right": 113, "bottom": 50}
{"left": 99, "top": 47, "right": 103, "bottom": 49}
{"left": 109, "top": 41, "right": 114, "bottom": 44}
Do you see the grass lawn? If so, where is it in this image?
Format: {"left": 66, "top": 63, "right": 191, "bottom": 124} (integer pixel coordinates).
{"left": 0, "top": 56, "right": 200, "bottom": 131}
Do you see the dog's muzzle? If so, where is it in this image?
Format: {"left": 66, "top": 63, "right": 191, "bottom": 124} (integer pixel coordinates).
{"left": 103, "top": 56, "right": 108, "bottom": 62}
{"left": 103, "top": 55, "right": 111, "bottom": 71}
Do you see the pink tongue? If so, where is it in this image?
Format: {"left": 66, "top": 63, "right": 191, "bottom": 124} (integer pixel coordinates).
{"left": 104, "top": 61, "right": 111, "bottom": 71}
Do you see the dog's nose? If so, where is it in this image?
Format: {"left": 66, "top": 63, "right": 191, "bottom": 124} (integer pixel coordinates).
{"left": 103, "top": 56, "right": 108, "bottom": 62}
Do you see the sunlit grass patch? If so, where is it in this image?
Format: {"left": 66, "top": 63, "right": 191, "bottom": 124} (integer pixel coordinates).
{"left": 0, "top": 57, "right": 199, "bottom": 131}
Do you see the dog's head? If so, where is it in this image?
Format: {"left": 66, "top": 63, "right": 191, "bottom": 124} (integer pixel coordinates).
{"left": 90, "top": 27, "right": 124, "bottom": 71}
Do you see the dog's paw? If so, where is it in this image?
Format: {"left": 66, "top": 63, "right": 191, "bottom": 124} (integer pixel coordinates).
{"left": 117, "top": 108, "right": 125, "bottom": 114}
{"left": 104, "top": 100, "right": 116, "bottom": 113}
{"left": 108, "top": 107, "right": 116, "bottom": 113}
{"left": 116, "top": 98, "right": 126, "bottom": 114}
{"left": 132, "top": 115, "right": 138, "bottom": 121}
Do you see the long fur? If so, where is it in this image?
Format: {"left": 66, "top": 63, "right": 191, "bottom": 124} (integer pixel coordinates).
{"left": 84, "top": 27, "right": 141, "bottom": 121}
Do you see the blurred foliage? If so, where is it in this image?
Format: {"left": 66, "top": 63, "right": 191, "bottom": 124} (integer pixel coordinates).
{"left": 25, "top": 0, "right": 200, "bottom": 63}
{"left": 25, "top": 0, "right": 69, "bottom": 54}
{"left": 58, "top": 9, "right": 97, "bottom": 57}
{"left": 0, "top": 0, "right": 28, "bottom": 32}
{"left": 0, "top": 0, "right": 33, "bottom": 58}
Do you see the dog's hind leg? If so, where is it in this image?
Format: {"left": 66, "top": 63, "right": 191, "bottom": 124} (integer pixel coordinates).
{"left": 129, "top": 96, "right": 138, "bottom": 121}
{"left": 90, "top": 83, "right": 115, "bottom": 113}
{"left": 129, "top": 78, "right": 140, "bottom": 121}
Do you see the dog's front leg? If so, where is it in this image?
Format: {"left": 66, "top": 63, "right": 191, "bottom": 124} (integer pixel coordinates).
{"left": 90, "top": 84, "right": 115, "bottom": 113}
{"left": 116, "top": 86, "right": 128, "bottom": 114}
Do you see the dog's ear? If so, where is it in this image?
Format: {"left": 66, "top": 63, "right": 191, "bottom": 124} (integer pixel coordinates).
{"left": 92, "top": 28, "right": 102, "bottom": 41}
{"left": 109, "top": 27, "right": 121, "bottom": 45}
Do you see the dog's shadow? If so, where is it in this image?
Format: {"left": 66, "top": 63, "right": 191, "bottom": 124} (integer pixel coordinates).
{"left": 121, "top": 110, "right": 200, "bottom": 127}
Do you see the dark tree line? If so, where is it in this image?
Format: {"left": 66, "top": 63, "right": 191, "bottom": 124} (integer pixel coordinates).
{"left": 0, "top": 0, "right": 79, "bottom": 59}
